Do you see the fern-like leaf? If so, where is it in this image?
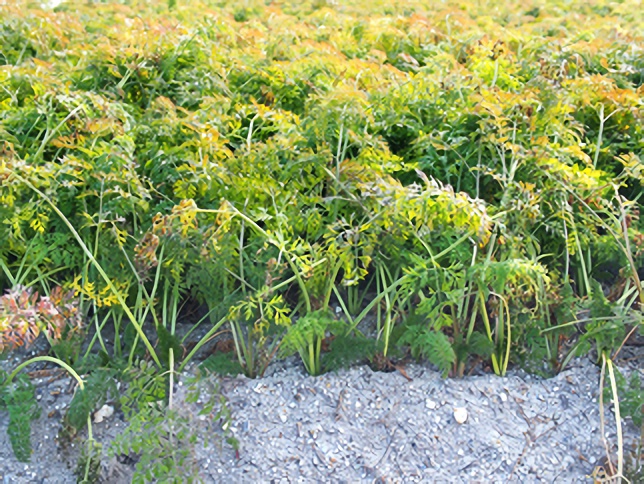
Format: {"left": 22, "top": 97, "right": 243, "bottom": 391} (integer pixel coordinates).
{"left": 1, "top": 376, "right": 40, "bottom": 462}
{"left": 199, "top": 352, "right": 243, "bottom": 376}
{"left": 322, "top": 333, "right": 380, "bottom": 373}
{"left": 399, "top": 324, "right": 456, "bottom": 376}
{"left": 423, "top": 331, "right": 456, "bottom": 377}
{"left": 468, "top": 331, "right": 495, "bottom": 358}
{"left": 279, "top": 310, "right": 337, "bottom": 358}
{"left": 65, "top": 369, "right": 117, "bottom": 433}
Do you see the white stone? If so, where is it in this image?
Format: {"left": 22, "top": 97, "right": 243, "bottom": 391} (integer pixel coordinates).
{"left": 454, "top": 407, "right": 468, "bottom": 424}
{"left": 425, "top": 399, "right": 437, "bottom": 410}
{"left": 93, "top": 404, "right": 114, "bottom": 423}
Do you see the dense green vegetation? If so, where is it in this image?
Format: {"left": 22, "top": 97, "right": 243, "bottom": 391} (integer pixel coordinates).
{"left": 0, "top": 0, "right": 643, "bottom": 479}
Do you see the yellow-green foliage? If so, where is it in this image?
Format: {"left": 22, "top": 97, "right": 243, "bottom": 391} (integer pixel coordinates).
{"left": 0, "top": 0, "right": 642, "bottom": 375}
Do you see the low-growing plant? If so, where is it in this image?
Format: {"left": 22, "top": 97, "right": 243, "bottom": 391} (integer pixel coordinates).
{"left": 0, "top": 372, "right": 40, "bottom": 462}
{"left": 0, "top": 285, "right": 82, "bottom": 355}
{"left": 226, "top": 290, "right": 291, "bottom": 378}
{"left": 605, "top": 366, "right": 644, "bottom": 481}
{"left": 2, "top": 356, "right": 97, "bottom": 481}
{"left": 110, "top": 363, "right": 236, "bottom": 483}
{"left": 280, "top": 309, "right": 344, "bottom": 376}
{"left": 0, "top": 284, "right": 101, "bottom": 470}
{"left": 62, "top": 368, "right": 119, "bottom": 440}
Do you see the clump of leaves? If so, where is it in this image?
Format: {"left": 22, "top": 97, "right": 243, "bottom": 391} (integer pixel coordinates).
{"left": 280, "top": 310, "right": 345, "bottom": 376}
{"left": 62, "top": 368, "right": 118, "bottom": 440}
{"left": 0, "top": 285, "right": 82, "bottom": 353}
{"left": 110, "top": 364, "right": 236, "bottom": 483}
{"left": 322, "top": 332, "right": 382, "bottom": 373}
{"left": 75, "top": 439, "right": 102, "bottom": 484}
{"left": 112, "top": 404, "right": 200, "bottom": 483}
{"left": 614, "top": 370, "right": 643, "bottom": 430}
{"left": 110, "top": 363, "right": 191, "bottom": 482}
{"left": 572, "top": 280, "right": 632, "bottom": 361}
{"left": 399, "top": 322, "right": 452, "bottom": 377}
{"left": 199, "top": 352, "right": 243, "bottom": 376}
{"left": 226, "top": 290, "right": 291, "bottom": 378}
{"left": 0, "top": 373, "right": 40, "bottom": 462}
{"left": 183, "top": 374, "right": 238, "bottom": 453}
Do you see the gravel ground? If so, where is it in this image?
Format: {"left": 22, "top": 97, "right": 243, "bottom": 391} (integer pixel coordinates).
{"left": 1, "top": 354, "right": 641, "bottom": 483}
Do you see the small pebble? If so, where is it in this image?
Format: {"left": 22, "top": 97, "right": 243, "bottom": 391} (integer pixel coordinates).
{"left": 454, "top": 407, "right": 468, "bottom": 424}
{"left": 93, "top": 404, "right": 114, "bottom": 423}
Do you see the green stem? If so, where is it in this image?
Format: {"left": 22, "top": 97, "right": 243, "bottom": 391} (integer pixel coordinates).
{"left": 593, "top": 104, "right": 604, "bottom": 168}
{"left": 348, "top": 274, "right": 409, "bottom": 335}
{"left": 16, "top": 176, "right": 161, "bottom": 368}
{"left": 323, "top": 259, "right": 344, "bottom": 311}
{"left": 168, "top": 348, "right": 175, "bottom": 410}
{"left": 8, "top": 356, "right": 84, "bottom": 389}
{"left": 171, "top": 281, "right": 179, "bottom": 336}
{"left": 83, "top": 307, "right": 111, "bottom": 360}
{"left": 113, "top": 311, "right": 122, "bottom": 359}
{"left": 378, "top": 264, "right": 393, "bottom": 357}
{"left": 178, "top": 314, "right": 228, "bottom": 373}
{"left": 605, "top": 355, "right": 624, "bottom": 479}
{"left": 493, "top": 293, "right": 511, "bottom": 376}
{"left": 308, "top": 342, "right": 316, "bottom": 376}
{"left": 286, "top": 255, "right": 311, "bottom": 313}
{"left": 332, "top": 284, "right": 354, "bottom": 327}
{"left": 34, "top": 105, "right": 85, "bottom": 161}
{"left": 478, "top": 291, "right": 500, "bottom": 375}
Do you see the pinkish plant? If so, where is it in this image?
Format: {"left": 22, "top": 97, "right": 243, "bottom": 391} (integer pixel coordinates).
{"left": 0, "top": 285, "right": 82, "bottom": 353}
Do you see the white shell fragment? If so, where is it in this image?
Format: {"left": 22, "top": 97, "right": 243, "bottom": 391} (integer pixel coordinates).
{"left": 453, "top": 407, "right": 468, "bottom": 424}
{"left": 93, "top": 404, "right": 114, "bottom": 423}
